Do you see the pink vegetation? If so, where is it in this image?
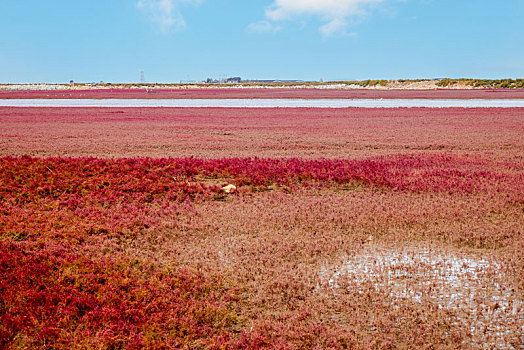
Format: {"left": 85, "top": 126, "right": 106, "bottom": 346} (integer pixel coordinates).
{"left": 1, "top": 107, "right": 523, "bottom": 159}
{"left": 1, "top": 104, "right": 523, "bottom": 348}
{"left": 3, "top": 154, "right": 522, "bottom": 347}
{"left": 2, "top": 88, "right": 524, "bottom": 99}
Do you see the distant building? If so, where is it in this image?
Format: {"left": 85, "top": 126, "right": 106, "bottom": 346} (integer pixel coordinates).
{"left": 225, "top": 77, "right": 242, "bottom": 84}
{"left": 205, "top": 77, "right": 243, "bottom": 84}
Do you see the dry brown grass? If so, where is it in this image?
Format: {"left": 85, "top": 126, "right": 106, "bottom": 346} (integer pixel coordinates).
{"left": 81, "top": 187, "right": 523, "bottom": 348}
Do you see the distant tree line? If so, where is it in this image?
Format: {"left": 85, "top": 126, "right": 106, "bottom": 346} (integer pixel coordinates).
{"left": 437, "top": 78, "right": 524, "bottom": 88}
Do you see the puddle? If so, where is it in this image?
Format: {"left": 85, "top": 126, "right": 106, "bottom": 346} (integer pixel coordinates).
{"left": 2, "top": 98, "right": 524, "bottom": 108}
{"left": 321, "top": 245, "right": 523, "bottom": 348}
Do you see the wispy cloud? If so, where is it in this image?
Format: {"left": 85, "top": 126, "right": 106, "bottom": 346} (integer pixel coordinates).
{"left": 264, "top": 0, "right": 384, "bottom": 36}
{"left": 137, "top": 0, "right": 201, "bottom": 32}
{"left": 247, "top": 20, "right": 281, "bottom": 33}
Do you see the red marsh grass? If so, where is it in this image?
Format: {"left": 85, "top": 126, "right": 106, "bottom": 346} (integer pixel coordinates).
{"left": 1, "top": 107, "right": 523, "bottom": 159}
{"left": 0, "top": 104, "right": 523, "bottom": 348}
{"left": 1, "top": 154, "right": 523, "bottom": 348}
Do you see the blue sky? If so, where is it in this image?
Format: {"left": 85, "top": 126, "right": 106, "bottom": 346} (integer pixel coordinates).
{"left": 1, "top": 0, "right": 523, "bottom": 83}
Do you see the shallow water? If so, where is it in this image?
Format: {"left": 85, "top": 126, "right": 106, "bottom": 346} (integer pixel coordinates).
{"left": 320, "top": 245, "right": 523, "bottom": 348}
{"left": 2, "top": 98, "right": 524, "bottom": 108}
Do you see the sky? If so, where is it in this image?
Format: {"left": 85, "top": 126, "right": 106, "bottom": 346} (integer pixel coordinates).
{"left": 0, "top": 0, "right": 523, "bottom": 83}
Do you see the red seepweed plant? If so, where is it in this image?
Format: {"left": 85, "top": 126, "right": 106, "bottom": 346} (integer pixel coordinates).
{"left": 1, "top": 153, "right": 523, "bottom": 348}
{"left": 0, "top": 240, "right": 244, "bottom": 349}
{"left": 2, "top": 98, "right": 523, "bottom": 348}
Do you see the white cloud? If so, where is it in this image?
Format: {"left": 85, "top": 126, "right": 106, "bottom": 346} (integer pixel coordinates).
{"left": 137, "top": 0, "right": 201, "bottom": 32}
{"left": 319, "top": 18, "right": 348, "bottom": 36}
{"left": 247, "top": 20, "right": 281, "bottom": 33}
{"left": 265, "top": 0, "right": 384, "bottom": 36}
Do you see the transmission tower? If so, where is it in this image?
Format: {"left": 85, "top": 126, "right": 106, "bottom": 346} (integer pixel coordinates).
{"left": 140, "top": 71, "right": 145, "bottom": 83}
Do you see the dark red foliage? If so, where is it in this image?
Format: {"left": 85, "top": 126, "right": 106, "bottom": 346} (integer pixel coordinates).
{"left": 1, "top": 154, "right": 521, "bottom": 199}
{"left": 0, "top": 241, "right": 241, "bottom": 349}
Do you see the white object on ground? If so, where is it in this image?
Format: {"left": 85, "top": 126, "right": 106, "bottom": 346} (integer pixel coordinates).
{"left": 222, "top": 184, "right": 236, "bottom": 193}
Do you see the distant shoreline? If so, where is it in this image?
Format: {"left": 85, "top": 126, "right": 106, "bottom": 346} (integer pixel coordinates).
{"left": 2, "top": 86, "right": 524, "bottom": 100}
{"left": 1, "top": 79, "right": 524, "bottom": 91}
